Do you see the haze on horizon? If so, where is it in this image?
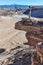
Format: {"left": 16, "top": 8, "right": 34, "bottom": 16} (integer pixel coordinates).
{"left": 0, "top": 0, "right": 43, "bottom": 5}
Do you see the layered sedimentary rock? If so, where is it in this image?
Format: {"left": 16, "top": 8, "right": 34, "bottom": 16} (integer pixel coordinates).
{"left": 15, "top": 18, "right": 43, "bottom": 47}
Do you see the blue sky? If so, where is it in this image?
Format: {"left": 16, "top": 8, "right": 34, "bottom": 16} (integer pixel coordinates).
{"left": 0, "top": 0, "right": 43, "bottom": 5}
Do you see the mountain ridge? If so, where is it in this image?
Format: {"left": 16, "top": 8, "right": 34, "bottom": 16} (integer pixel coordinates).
{"left": 0, "top": 4, "right": 29, "bottom": 8}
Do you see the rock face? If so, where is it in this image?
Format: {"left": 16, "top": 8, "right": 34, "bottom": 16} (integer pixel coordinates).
{"left": 15, "top": 18, "right": 43, "bottom": 65}
{"left": 0, "top": 45, "right": 32, "bottom": 65}
{"left": 31, "top": 42, "right": 43, "bottom": 65}
{"left": 0, "top": 42, "right": 43, "bottom": 65}
{"left": 15, "top": 18, "right": 43, "bottom": 47}
{"left": 36, "top": 42, "right": 43, "bottom": 62}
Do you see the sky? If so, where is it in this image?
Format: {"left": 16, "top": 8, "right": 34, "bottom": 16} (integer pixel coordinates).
{"left": 0, "top": 0, "right": 43, "bottom": 5}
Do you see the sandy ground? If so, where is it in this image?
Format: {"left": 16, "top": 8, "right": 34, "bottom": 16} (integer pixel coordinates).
{"left": 0, "top": 16, "right": 27, "bottom": 51}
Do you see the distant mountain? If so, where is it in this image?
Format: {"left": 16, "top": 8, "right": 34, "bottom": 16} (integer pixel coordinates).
{"left": 0, "top": 4, "right": 29, "bottom": 8}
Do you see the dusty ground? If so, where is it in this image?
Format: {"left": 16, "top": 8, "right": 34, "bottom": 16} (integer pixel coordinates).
{"left": 0, "top": 16, "right": 28, "bottom": 51}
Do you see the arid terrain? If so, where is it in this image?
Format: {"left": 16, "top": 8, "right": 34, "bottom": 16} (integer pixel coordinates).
{"left": 0, "top": 15, "right": 29, "bottom": 49}
{"left": 0, "top": 8, "right": 43, "bottom": 65}
{"left": 0, "top": 15, "right": 31, "bottom": 65}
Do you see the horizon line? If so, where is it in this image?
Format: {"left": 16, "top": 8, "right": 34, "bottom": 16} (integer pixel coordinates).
{"left": 0, "top": 4, "right": 43, "bottom": 6}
